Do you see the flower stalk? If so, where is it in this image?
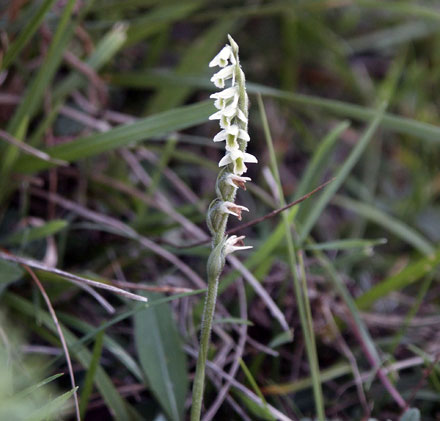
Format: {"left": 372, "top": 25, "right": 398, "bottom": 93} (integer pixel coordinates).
{"left": 190, "top": 35, "right": 256, "bottom": 421}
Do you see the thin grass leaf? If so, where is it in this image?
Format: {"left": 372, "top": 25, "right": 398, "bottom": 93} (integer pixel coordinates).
{"left": 109, "top": 72, "right": 440, "bottom": 143}
{"left": 146, "top": 18, "right": 236, "bottom": 112}
{"left": 13, "top": 373, "right": 64, "bottom": 400}
{"left": 333, "top": 195, "right": 434, "bottom": 255}
{"left": 6, "top": 0, "right": 78, "bottom": 137}
{"left": 5, "top": 292, "right": 134, "bottom": 420}
{"left": 59, "top": 312, "right": 144, "bottom": 382}
{"left": 294, "top": 121, "right": 350, "bottom": 200}
{"left": 239, "top": 359, "right": 269, "bottom": 408}
{"left": 1, "top": 220, "right": 68, "bottom": 246}
{"left": 125, "top": 2, "right": 201, "bottom": 46}
{"left": 56, "top": 290, "right": 203, "bottom": 367}
{"left": 14, "top": 101, "right": 214, "bottom": 173}
{"left": 261, "top": 363, "right": 352, "bottom": 395}
{"left": 134, "top": 292, "right": 188, "bottom": 421}
{"left": 356, "top": 249, "right": 440, "bottom": 310}
{"left": 28, "top": 387, "right": 78, "bottom": 421}
{"left": 304, "top": 238, "right": 387, "bottom": 251}
{"left": 258, "top": 94, "right": 325, "bottom": 420}
{"left": 1, "top": 0, "right": 58, "bottom": 70}
{"left": 298, "top": 102, "right": 387, "bottom": 243}
{"left": 79, "top": 331, "right": 104, "bottom": 419}
{"left": 312, "top": 247, "right": 383, "bottom": 366}
{"left": 52, "top": 22, "right": 128, "bottom": 103}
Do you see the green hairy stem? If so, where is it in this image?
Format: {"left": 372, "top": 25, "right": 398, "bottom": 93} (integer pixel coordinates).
{"left": 190, "top": 36, "right": 252, "bottom": 421}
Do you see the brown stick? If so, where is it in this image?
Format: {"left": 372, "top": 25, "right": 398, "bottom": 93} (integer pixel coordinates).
{"left": 171, "top": 178, "right": 335, "bottom": 249}
{"left": 227, "top": 177, "right": 335, "bottom": 235}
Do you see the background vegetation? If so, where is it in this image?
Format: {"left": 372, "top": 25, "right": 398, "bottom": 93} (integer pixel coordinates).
{"left": 1, "top": 0, "right": 439, "bottom": 419}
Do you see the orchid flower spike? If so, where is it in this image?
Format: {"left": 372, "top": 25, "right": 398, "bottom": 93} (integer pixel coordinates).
{"left": 191, "top": 35, "right": 255, "bottom": 421}
{"left": 206, "top": 34, "right": 256, "bottom": 249}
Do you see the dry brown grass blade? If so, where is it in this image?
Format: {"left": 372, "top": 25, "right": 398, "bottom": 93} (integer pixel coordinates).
{"left": 0, "top": 129, "right": 68, "bottom": 166}
{"left": 24, "top": 265, "right": 81, "bottom": 421}
{"left": 0, "top": 250, "right": 148, "bottom": 303}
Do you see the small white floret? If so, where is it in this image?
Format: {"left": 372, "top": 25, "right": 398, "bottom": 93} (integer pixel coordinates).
{"left": 209, "top": 45, "right": 233, "bottom": 68}
{"left": 224, "top": 235, "right": 253, "bottom": 255}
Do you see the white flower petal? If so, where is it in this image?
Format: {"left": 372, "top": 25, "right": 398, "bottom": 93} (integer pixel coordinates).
{"left": 225, "top": 174, "right": 251, "bottom": 190}
{"left": 236, "top": 108, "right": 248, "bottom": 123}
{"left": 224, "top": 235, "right": 253, "bottom": 255}
{"left": 210, "top": 76, "right": 225, "bottom": 89}
{"left": 210, "top": 86, "right": 237, "bottom": 99}
{"left": 219, "top": 202, "right": 249, "bottom": 220}
{"left": 213, "top": 130, "right": 227, "bottom": 142}
{"left": 226, "top": 125, "right": 239, "bottom": 136}
{"left": 212, "top": 65, "right": 234, "bottom": 80}
{"left": 238, "top": 129, "right": 250, "bottom": 142}
{"left": 209, "top": 110, "right": 223, "bottom": 120}
{"left": 228, "top": 149, "right": 243, "bottom": 160}
{"left": 209, "top": 45, "right": 232, "bottom": 68}
{"left": 225, "top": 140, "right": 239, "bottom": 152}
{"left": 218, "top": 153, "right": 232, "bottom": 167}
{"left": 243, "top": 152, "right": 258, "bottom": 163}
{"left": 222, "top": 105, "right": 237, "bottom": 117}
{"left": 219, "top": 115, "right": 231, "bottom": 129}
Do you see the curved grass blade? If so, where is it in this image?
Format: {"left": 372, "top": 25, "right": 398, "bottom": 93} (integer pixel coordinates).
{"left": 14, "top": 101, "right": 214, "bottom": 173}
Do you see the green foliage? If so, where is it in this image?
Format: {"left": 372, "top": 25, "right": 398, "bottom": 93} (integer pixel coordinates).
{"left": 2, "top": 0, "right": 440, "bottom": 419}
{"left": 134, "top": 293, "right": 188, "bottom": 421}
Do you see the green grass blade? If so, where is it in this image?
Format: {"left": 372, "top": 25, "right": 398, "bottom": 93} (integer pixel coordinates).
{"left": 146, "top": 19, "right": 236, "bottom": 113}
{"left": 304, "top": 238, "right": 387, "bottom": 251}
{"left": 312, "top": 248, "right": 381, "bottom": 363}
{"left": 52, "top": 23, "right": 128, "bottom": 103}
{"left": 79, "top": 331, "right": 104, "bottom": 419}
{"left": 1, "top": 220, "right": 68, "bottom": 246}
{"left": 125, "top": 2, "right": 201, "bottom": 46}
{"left": 258, "top": 94, "right": 325, "bottom": 420}
{"left": 239, "top": 359, "right": 268, "bottom": 408}
{"left": 28, "top": 387, "right": 78, "bottom": 421}
{"left": 134, "top": 292, "right": 188, "bottom": 421}
{"left": 5, "top": 292, "right": 133, "bottom": 420}
{"left": 109, "top": 72, "right": 440, "bottom": 144}
{"left": 1, "top": 0, "right": 57, "bottom": 70}
{"left": 294, "top": 121, "right": 350, "bottom": 200}
{"left": 13, "top": 373, "right": 64, "bottom": 399}
{"left": 59, "top": 312, "right": 144, "bottom": 382}
{"left": 356, "top": 249, "right": 440, "bottom": 310}
{"left": 6, "top": 0, "right": 77, "bottom": 137}
{"left": 298, "top": 102, "right": 387, "bottom": 243}
{"left": 14, "top": 101, "right": 214, "bottom": 173}
{"left": 333, "top": 195, "right": 434, "bottom": 255}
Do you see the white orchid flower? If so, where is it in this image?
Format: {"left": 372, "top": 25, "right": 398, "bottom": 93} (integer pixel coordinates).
{"left": 219, "top": 201, "right": 249, "bottom": 220}
{"left": 210, "top": 65, "right": 234, "bottom": 88}
{"left": 218, "top": 149, "right": 258, "bottom": 175}
{"left": 208, "top": 45, "right": 235, "bottom": 68}
{"left": 225, "top": 174, "right": 251, "bottom": 190}
{"left": 224, "top": 235, "right": 253, "bottom": 255}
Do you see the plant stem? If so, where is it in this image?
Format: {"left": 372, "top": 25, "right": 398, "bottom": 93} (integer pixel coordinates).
{"left": 190, "top": 268, "right": 220, "bottom": 421}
